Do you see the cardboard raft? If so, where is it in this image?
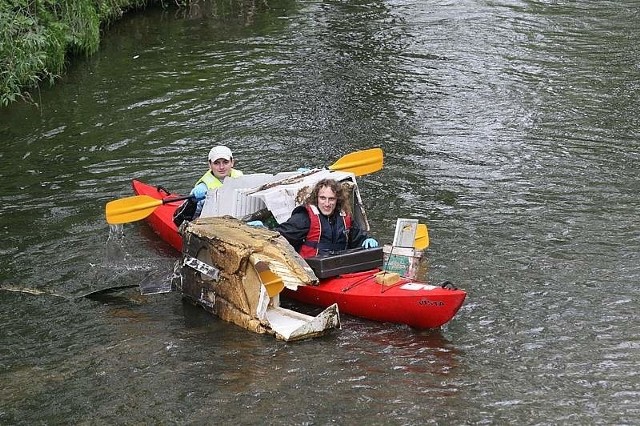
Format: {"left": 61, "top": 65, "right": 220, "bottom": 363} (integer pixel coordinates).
{"left": 177, "top": 216, "right": 339, "bottom": 341}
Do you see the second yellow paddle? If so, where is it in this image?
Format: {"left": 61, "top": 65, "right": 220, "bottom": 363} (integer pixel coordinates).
{"left": 414, "top": 224, "right": 429, "bottom": 250}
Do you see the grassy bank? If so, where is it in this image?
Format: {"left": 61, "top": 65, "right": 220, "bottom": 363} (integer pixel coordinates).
{"left": 0, "top": 0, "right": 159, "bottom": 106}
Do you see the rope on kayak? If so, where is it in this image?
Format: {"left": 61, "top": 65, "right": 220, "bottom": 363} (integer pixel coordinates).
{"left": 340, "top": 271, "right": 378, "bottom": 292}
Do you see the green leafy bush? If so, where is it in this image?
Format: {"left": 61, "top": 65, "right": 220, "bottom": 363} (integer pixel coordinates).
{"left": 0, "top": 0, "right": 154, "bottom": 106}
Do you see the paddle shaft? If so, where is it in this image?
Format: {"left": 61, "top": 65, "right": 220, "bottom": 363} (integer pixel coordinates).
{"left": 114, "top": 195, "right": 191, "bottom": 215}
{"left": 105, "top": 147, "right": 384, "bottom": 224}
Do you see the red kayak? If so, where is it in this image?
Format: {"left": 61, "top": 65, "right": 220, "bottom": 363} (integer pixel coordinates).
{"left": 131, "top": 179, "right": 466, "bottom": 328}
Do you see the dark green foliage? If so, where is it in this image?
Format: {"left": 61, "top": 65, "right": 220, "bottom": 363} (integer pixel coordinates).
{"left": 0, "top": 0, "right": 155, "bottom": 106}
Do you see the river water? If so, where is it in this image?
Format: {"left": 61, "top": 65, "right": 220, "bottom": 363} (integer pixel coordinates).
{"left": 1, "top": 0, "right": 638, "bottom": 424}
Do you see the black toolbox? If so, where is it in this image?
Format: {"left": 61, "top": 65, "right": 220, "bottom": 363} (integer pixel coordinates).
{"left": 304, "top": 247, "right": 383, "bottom": 279}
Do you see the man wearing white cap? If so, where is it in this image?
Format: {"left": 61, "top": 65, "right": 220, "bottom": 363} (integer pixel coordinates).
{"left": 189, "top": 145, "right": 243, "bottom": 218}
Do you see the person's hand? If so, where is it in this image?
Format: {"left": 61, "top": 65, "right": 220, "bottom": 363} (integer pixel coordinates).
{"left": 362, "top": 238, "right": 379, "bottom": 249}
{"left": 247, "top": 220, "right": 265, "bottom": 228}
{"left": 189, "top": 182, "right": 208, "bottom": 201}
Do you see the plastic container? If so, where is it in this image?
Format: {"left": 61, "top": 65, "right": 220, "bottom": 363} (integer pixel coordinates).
{"left": 382, "top": 245, "right": 423, "bottom": 279}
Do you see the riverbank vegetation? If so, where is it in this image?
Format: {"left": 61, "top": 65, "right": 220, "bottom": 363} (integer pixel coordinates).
{"left": 0, "top": 0, "right": 160, "bottom": 106}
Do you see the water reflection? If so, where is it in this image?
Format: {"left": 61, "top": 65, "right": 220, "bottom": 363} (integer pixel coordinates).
{"left": 340, "top": 321, "right": 460, "bottom": 373}
{"left": 1, "top": 0, "right": 639, "bottom": 423}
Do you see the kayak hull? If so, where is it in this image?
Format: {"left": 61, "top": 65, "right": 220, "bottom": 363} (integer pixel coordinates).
{"left": 283, "top": 271, "right": 464, "bottom": 329}
{"left": 131, "top": 181, "right": 183, "bottom": 252}
{"left": 131, "top": 179, "right": 466, "bottom": 329}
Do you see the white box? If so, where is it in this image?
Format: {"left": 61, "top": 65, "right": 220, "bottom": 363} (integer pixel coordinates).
{"left": 392, "top": 218, "right": 418, "bottom": 247}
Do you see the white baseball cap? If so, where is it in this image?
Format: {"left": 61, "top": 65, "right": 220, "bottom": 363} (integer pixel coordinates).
{"left": 208, "top": 145, "right": 233, "bottom": 162}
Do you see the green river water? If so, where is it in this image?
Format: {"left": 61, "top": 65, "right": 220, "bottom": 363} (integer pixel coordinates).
{"left": 1, "top": 1, "right": 638, "bottom": 424}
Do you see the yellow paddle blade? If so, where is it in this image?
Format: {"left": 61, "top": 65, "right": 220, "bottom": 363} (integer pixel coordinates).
{"left": 414, "top": 223, "right": 430, "bottom": 250}
{"left": 329, "top": 147, "right": 384, "bottom": 176}
{"left": 105, "top": 195, "right": 163, "bottom": 225}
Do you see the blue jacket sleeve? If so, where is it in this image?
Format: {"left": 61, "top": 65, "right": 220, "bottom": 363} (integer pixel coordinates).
{"left": 275, "top": 206, "right": 310, "bottom": 252}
